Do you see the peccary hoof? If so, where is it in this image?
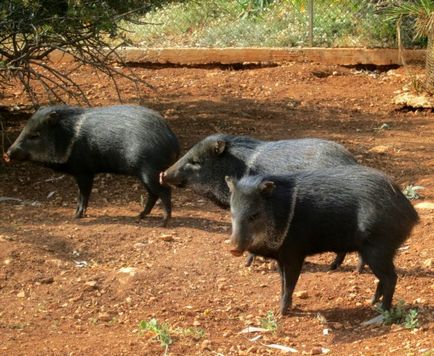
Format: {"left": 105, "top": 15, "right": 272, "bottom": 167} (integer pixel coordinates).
{"left": 329, "top": 262, "right": 339, "bottom": 270}
{"left": 245, "top": 253, "right": 256, "bottom": 267}
{"left": 74, "top": 211, "right": 85, "bottom": 219}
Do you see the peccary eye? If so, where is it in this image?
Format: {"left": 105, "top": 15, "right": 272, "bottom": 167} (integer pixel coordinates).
{"left": 28, "top": 132, "right": 40, "bottom": 140}
{"left": 190, "top": 159, "right": 201, "bottom": 166}
{"left": 249, "top": 212, "right": 260, "bottom": 222}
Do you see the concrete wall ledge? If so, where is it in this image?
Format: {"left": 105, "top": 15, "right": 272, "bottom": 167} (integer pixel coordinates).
{"left": 115, "top": 47, "right": 425, "bottom": 66}
{"left": 47, "top": 47, "right": 425, "bottom": 66}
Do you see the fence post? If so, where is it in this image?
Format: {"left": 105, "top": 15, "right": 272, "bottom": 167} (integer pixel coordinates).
{"left": 308, "top": 0, "right": 314, "bottom": 47}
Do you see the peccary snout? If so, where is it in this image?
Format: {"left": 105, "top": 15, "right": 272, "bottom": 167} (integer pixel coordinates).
{"left": 6, "top": 144, "right": 29, "bottom": 161}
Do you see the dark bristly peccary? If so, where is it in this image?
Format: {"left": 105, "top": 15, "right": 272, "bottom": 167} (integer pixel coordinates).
{"left": 225, "top": 166, "right": 419, "bottom": 315}
{"left": 4, "top": 105, "right": 180, "bottom": 225}
{"left": 160, "top": 134, "right": 359, "bottom": 269}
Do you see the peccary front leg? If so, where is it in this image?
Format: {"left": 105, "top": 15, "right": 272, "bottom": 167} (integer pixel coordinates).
{"left": 356, "top": 253, "right": 366, "bottom": 273}
{"left": 74, "top": 174, "right": 94, "bottom": 218}
{"left": 278, "top": 256, "right": 305, "bottom": 315}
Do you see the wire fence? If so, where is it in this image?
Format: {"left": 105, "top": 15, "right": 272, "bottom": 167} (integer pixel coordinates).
{"left": 304, "top": 0, "right": 422, "bottom": 48}
{"left": 130, "top": 0, "right": 426, "bottom": 48}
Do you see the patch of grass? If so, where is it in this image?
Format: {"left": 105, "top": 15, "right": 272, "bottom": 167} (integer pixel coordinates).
{"left": 403, "top": 185, "right": 424, "bottom": 200}
{"left": 260, "top": 310, "right": 278, "bottom": 332}
{"left": 376, "top": 301, "right": 420, "bottom": 330}
{"left": 138, "top": 318, "right": 205, "bottom": 353}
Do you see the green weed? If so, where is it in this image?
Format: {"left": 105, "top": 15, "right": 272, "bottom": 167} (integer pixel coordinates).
{"left": 376, "top": 301, "right": 420, "bottom": 330}
{"left": 403, "top": 185, "right": 424, "bottom": 200}
{"left": 260, "top": 310, "right": 278, "bottom": 332}
{"left": 138, "top": 318, "right": 205, "bottom": 353}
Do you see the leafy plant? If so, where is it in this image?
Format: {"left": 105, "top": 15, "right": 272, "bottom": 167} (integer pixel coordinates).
{"left": 404, "top": 308, "right": 420, "bottom": 329}
{"left": 376, "top": 300, "right": 420, "bottom": 330}
{"left": 260, "top": 310, "right": 278, "bottom": 332}
{"left": 139, "top": 318, "right": 172, "bottom": 353}
{"left": 138, "top": 318, "right": 205, "bottom": 353}
{"left": 403, "top": 185, "right": 424, "bottom": 200}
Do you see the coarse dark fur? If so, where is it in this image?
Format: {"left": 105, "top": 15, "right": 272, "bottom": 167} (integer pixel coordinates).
{"left": 162, "top": 133, "right": 359, "bottom": 267}
{"left": 226, "top": 166, "right": 419, "bottom": 315}
{"left": 6, "top": 105, "right": 180, "bottom": 224}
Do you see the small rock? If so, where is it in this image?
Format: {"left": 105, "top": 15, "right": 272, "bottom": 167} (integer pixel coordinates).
{"left": 423, "top": 258, "right": 433, "bottom": 268}
{"left": 295, "top": 290, "right": 309, "bottom": 299}
{"left": 84, "top": 280, "right": 99, "bottom": 290}
{"left": 333, "top": 322, "right": 344, "bottom": 330}
{"left": 161, "top": 234, "right": 174, "bottom": 242}
{"left": 369, "top": 145, "right": 390, "bottom": 154}
{"left": 393, "top": 93, "right": 434, "bottom": 108}
{"left": 311, "top": 347, "right": 322, "bottom": 355}
{"left": 39, "top": 276, "right": 54, "bottom": 284}
{"left": 200, "top": 339, "right": 211, "bottom": 351}
{"left": 193, "top": 320, "right": 201, "bottom": 326}
{"left": 98, "top": 312, "right": 113, "bottom": 322}
{"left": 118, "top": 267, "right": 137, "bottom": 276}
{"left": 415, "top": 202, "right": 434, "bottom": 210}
{"left": 133, "top": 242, "right": 147, "bottom": 249}
{"left": 17, "top": 290, "right": 26, "bottom": 298}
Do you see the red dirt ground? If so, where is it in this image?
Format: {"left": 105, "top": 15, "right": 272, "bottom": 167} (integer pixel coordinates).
{"left": 0, "top": 61, "right": 433, "bottom": 355}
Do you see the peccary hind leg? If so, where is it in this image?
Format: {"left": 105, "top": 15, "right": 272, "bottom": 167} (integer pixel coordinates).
{"left": 74, "top": 174, "right": 94, "bottom": 218}
{"left": 139, "top": 173, "right": 172, "bottom": 226}
{"left": 329, "top": 252, "right": 346, "bottom": 270}
{"left": 362, "top": 249, "right": 397, "bottom": 311}
{"left": 278, "top": 255, "right": 305, "bottom": 315}
{"left": 330, "top": 252, "right": 366, "bottom": 273}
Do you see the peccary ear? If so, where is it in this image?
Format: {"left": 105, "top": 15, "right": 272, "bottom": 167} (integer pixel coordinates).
{"left": 225, "top": 176, "right": 236, "bottom": 192}
{"left": 214, "top": 140, "right": 226, "bottom": 155}
{"left": 45, "top": 110, "right": 61, "bottom": 126}
{"left": 259, "top": 181, "right": 275, "bottom": 195}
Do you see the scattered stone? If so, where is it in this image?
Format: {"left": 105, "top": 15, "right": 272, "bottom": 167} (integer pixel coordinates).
{"left": 118, "top": 267, "right": 137, "bottom": 276}
{"left": 423, "top": 258, "right": 433, "bottom": 268}
{"left": 393, "top": 93, "right": 434, "bottom": 109}
{"left": 84, "top": 280, "right": 99, "bottom": 290}
{"left": 160, "top": 234, "right": 174, "bottom": 242}
{"left": 36, "top": 277, "right": 54, "bottom": 284}
{"left": 311, "top": 347, "right": 322, "bottom": 355}
{"left": 295, "top": 290, "right": 309, "bottom": 299}
{"left": 415, "top": 202, "right": 434, "bottom": 210}
{"left": 361, "top": 314, "right": 384, "bottom": 326}
{"left": 98, "top": 312, "right": 113, "bottom": 322}
{"left": 17, "top": 290, "right": 26, "bottom": 298}
{"left": 369, "top": 145, "right": 390, "bottom": 154}
{"left": 200, "top": 339, "right": 211, "bottom": 351}
{"left": 133, "top": 242, "right": 147, "bottom": 249}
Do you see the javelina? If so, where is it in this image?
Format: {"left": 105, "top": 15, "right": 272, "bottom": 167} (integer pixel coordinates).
{"left": 160, "top": 134, "right": 359, "bottom": 268}
{"left": 5, "top": 105, "right": 180, "bottom": 225}
{"left": 225, "top": 166, "right": 418, "bottom": 314}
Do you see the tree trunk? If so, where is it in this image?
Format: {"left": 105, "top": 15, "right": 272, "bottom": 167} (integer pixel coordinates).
{"left": 426, "top": 29, "right": 434, "bottom": 94}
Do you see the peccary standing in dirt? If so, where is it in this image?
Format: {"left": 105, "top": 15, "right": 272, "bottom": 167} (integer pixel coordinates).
{"left": 4, "top": 105, "right": 180, "bottom": 225}
{"left": 225, "top": 166, "right": 419, "bottom": 315}
{"left": 160, "top": 134, "right": 360, "bottom": 269}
